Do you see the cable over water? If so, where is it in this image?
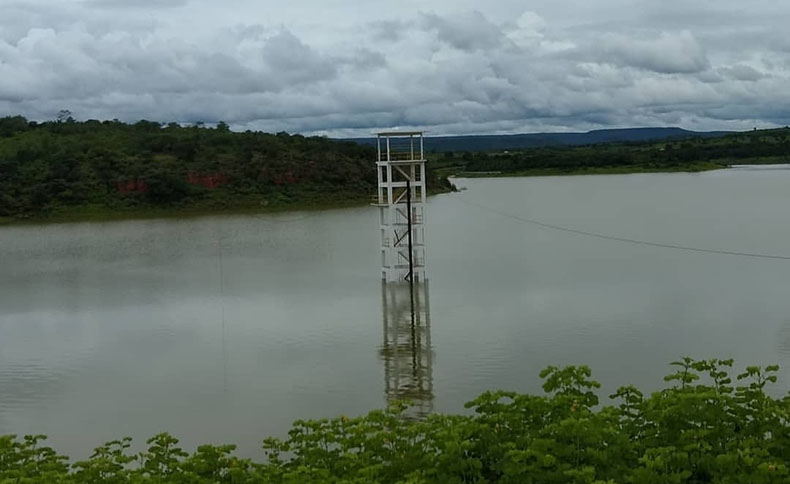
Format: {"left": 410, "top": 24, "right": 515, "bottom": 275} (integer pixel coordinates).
{"left": 454, "top": 195, "right": 790, "bottom": 261}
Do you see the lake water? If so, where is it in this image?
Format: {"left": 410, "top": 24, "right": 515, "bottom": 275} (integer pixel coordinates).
{"left": 5, "top": 167, "right": 790, "bottom": 458}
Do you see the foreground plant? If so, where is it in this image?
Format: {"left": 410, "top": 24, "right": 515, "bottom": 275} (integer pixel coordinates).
{"left": 2, "top": 358, "right": 790, "bottom": 483}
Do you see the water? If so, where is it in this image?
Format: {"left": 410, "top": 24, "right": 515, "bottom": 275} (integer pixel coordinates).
{"left": 4, "top": 167, "right": 790, "bottom": 458}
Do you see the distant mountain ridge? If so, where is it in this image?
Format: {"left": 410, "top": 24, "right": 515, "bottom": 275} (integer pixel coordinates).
{"left": 348, "top": 127, "right": 733, "bottom": 152}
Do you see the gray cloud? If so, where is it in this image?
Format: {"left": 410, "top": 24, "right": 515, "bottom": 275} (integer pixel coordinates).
{"left": 260, "top": 30, "right": 337, "bottom": 87}
{"left": 719, "top": 64, "right": 766, "bottom": 82}
{"left": 82, "top": 0, "right": 188, "bottom": 8}
{"left": 421, "top": 11, "right": 506, "bottom": 52}
{"left": 590, "top": 31, "right": 709, "bottom": 74}
{"left": 0, "top": 0, "right": 789, "bottom": 135}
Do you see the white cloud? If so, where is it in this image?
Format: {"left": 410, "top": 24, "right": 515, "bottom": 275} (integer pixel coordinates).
{"left": 0, "top": 0, "right": 789, "bottom": 134}
{"left": 505, "top": 11, "right": 546, "bottom": 49}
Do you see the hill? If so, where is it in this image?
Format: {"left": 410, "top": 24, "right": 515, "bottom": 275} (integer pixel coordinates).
{"left": 431, "top": 127, "right": 790, "bottom": 177}
{"left": 348, "top": 127, "right": 732, "bottom": 152}
{"left": 0, "top": 116, "right": 451, "bottom": 222}
{"left": 1, "top": 116, "right": 785, "bottom": 223}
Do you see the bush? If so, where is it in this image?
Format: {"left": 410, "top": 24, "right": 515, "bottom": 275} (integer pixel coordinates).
{"left": 3, "top": 358, "right": 790, "bottom": 483}
{"left": 144, "top": 172, "right": 193, "bottom": 204}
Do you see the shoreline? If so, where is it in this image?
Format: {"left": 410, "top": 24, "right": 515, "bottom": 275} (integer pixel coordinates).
{"left": 451, "top": 161, "right": 729, "bottom": 178}
{"left": 0, "top": 196, "right": 374, "bottom": 227}
{"left": 0, "top": 188, "right": 459, "bottom": 227}
{"left": 2, "top": 161, "right": 776, "bottom": 226}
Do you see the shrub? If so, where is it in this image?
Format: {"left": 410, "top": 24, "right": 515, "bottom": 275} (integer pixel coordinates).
{"left": 3, "top": 358, "right": 790, "bottom": 483}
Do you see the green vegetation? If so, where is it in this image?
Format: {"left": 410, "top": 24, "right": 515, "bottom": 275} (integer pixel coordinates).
{"left": 432, "top": 127, "right": 790, "bottom": 178}
{"left": 4, "top": 358, "right": 790, "bottom": 483}
{"left": 0, "top": 116, "right": 452, "bottom": 223}
{"left": 3, "top": 115, "right": 788, "bottom": 223}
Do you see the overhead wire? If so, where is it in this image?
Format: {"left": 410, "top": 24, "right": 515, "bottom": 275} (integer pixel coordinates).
{"left": 454, "top": 195, "right": 790, "bottom": 261}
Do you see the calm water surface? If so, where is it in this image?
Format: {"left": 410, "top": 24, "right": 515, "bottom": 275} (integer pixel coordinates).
{"left": 4, "top": 167, "right": 790, "bottom": 457}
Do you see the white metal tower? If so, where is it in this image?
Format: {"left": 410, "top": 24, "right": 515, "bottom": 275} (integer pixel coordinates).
{"left": 374, "top": 131, "right": 427, "bottom": 283}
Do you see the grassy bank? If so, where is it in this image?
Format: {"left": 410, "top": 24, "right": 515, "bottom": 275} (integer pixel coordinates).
{"left": 3, "top": 358, "right": 790, "bottom": 483}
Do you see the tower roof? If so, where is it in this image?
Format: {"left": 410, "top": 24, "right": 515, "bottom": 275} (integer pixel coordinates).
{"left": 376, "top": 131, "right": 424, "bottom": 137}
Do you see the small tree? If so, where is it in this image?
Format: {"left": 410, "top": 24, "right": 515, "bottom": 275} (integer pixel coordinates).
{"left": 56, "top": 109, "right": 74, "bottom": 123}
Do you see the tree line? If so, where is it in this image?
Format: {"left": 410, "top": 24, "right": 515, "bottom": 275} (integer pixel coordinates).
{"left": 0, "top": 116, "right": 451, "bottom": 220}
{"left": 433, "top": 127, "right": 790, "bottom": 175}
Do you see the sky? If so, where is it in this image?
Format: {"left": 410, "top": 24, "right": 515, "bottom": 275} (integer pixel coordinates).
{"left": 1, "top": 0, "right": 789, "bottom": 136}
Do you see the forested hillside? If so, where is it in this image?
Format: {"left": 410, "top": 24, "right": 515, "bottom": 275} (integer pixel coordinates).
{"left": 3, "top": 115, "right": 786, "bottom": 222}
{"left": 433, "top": 127, "right": 790, "bottom": 176}
{"left": 0, "top": 116, "right": 450, "bottom": 221}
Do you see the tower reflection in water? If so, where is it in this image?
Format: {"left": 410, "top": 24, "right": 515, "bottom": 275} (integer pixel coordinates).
{"left": 379, "top": 281, "right": 433, "bottom": 419}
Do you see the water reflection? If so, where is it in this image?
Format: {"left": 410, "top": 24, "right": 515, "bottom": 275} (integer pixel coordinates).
{"left": 777, "top": 320, "right": 790, "bottom": 361}
{"left": 379, "top": 282, "right": 433, "bottom": 418}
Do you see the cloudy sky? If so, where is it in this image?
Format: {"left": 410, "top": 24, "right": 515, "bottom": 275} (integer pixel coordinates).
{"left": 1, "top": 0, "right": 789, "bottom": 136}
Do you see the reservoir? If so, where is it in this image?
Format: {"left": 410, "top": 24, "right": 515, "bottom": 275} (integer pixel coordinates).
{"left": 4, "top": 166, "right": 790, "bottom": 457}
